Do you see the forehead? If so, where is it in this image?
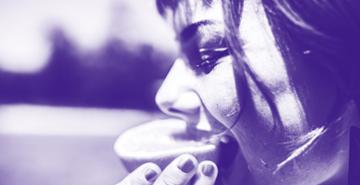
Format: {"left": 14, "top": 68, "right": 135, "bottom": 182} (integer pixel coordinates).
{"left": 162, "top": 0, "right": 224, "bottom": 35}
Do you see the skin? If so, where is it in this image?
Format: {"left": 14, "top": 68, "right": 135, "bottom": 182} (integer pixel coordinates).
{"left": 117, "top": 0, "right": 355, "bottom": 184}
{"left": 116, "top": 154, "right": 218, "bottom": 185}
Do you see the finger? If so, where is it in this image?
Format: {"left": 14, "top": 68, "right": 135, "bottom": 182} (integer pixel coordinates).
{"left": 117, "top": 162, "right": 161, "bottom": 185}
{"left": 193, "top": 161, "right": 218, "bottom": 185}
{"left": 154, "top": 154, "right": 198, "bottom": 185}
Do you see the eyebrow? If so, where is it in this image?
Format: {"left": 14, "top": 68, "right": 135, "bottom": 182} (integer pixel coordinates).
{"left": 179, "top": 20, "right": 213, "bottom": 43}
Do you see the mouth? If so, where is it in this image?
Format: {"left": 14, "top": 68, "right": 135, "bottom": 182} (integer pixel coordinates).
{"left": 189, "top": 105, "right": 231, "bottom": 134}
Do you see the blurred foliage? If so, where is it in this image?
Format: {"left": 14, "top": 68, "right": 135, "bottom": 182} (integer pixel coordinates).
{"left": 0, "top": 29, "right": 174, "bottom": 110}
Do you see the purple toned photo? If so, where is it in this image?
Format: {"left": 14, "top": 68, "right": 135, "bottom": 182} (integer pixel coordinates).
{"left": 0, "top": 0, "right": 359, "bottom": 185}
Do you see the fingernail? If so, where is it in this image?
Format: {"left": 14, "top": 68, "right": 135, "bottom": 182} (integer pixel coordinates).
{"left": 144, "top": 168, "right": 158, "bottom": 182}
{"left": 220, "top": 136, "right": 230, "bottom": 143}
{"left": 177, "top": 156, "right": 195, "bottom": 173}
{"left": 201, "top": 164, "right": 214, "bottom": 177}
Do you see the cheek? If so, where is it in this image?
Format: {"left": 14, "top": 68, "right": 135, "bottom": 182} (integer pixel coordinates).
{"left": 196, "top": 60, "right": 242, "bottom": 128}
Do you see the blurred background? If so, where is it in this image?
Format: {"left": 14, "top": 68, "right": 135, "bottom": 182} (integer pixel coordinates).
{"left": 0, "top": 0, "right": 177, "bottom": 184}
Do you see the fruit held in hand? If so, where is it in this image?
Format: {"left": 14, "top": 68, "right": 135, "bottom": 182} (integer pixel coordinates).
{"left": 114, "top": 119, "right": 222, "bottom": 171}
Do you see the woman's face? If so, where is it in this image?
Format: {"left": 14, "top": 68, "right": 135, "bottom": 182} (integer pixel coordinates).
{"left": 155, "top": 0, "right": 243, "bottom": 133}
{"left": 156, "top": 0, "right": 351, "bottom": 184}
{"left": 155, "top": 0, "right": 304, "bottom": 135}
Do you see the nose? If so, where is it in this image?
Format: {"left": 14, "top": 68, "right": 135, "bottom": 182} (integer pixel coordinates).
{"left": 155, "top": 58, "right": 201, "bottom": 124}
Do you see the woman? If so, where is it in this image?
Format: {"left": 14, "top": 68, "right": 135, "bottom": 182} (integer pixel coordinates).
{"left": 117, "top": 0, "right": 360, "bottom": 184}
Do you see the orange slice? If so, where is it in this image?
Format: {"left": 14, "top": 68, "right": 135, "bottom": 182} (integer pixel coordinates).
{"left": 114, "top": 119, "right": 221, "bottom": 171}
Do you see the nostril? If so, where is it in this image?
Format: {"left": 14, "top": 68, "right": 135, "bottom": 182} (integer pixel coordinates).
{"left": 168, "top": 107, "right": 183, "bottom": 114}
{"left": 167, "top": 107, "right": 195, "bottom": 118}
{"left": 165, "top": 99, "right": 201, "bottom": 124}
{"left": 166, "top": 107, "right": 200, "bottom": 127}
{"left": 155, "top": 91, "right": 175, "bottom": 113}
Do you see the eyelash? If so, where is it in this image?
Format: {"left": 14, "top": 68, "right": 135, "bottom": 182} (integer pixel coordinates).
{"left": 195, "top": 47, "right": 229, "bottom": 74}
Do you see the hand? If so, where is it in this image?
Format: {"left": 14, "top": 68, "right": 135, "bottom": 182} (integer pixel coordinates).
{"left": 116, "top": 154, "right": 218, "bottom": 185}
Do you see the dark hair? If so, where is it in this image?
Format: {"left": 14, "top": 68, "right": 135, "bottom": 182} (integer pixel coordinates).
{"left": 223, "top": 0, "right": 360, "bottom": 131}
